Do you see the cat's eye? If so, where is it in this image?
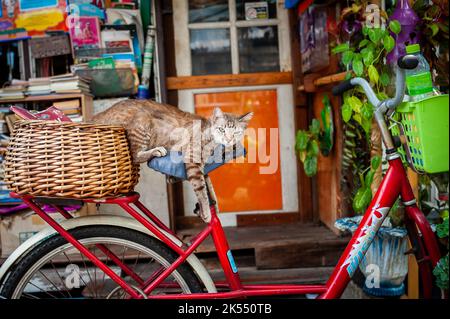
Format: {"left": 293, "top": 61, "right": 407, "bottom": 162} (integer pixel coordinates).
{"left": 217, "top": 127, "right": 225, "bottom": 133}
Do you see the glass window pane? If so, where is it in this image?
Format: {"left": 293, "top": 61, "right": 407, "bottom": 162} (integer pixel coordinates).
{"left": 189, "top": 0, "right": 229, "bottom": 23}
{"left": 238, "top": 26, "right": 279, "bottom": 73}
{"left": 190, "top": 28, "right": 232, "bottom": 75}
{"left": 236, "top": 0, "right": 277, "bottom": 20}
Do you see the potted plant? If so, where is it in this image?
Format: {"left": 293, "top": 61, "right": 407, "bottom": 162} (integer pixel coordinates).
{"left": 331, "top": 0, "right": 449, "bottom": 297}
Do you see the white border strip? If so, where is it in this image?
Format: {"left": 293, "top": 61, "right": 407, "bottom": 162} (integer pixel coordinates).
{"left": 178, "top": 84, "right": 298, "bottom": 227}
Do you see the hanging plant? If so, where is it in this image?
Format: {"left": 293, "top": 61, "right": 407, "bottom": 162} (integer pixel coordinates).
{"left": 295, "top": 118, "right": 320, "bottom": 177}
{"left": 332, "top": 1, "right": 400, "bottom": 215}
{"left": 433, "top": 214, "right": 449, "bottom": 290}
{"left": 413, "top": 0, "right": 449, "bottom": 88}
{"left": 295, "top": 95, "right": 335, "bottom": 177}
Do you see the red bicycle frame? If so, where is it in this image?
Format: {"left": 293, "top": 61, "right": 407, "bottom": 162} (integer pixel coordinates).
{"left": 10, "top": 156, "right": 441, "bottom": 299}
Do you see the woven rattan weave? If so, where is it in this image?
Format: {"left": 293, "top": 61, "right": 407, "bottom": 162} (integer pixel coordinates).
{"left": 3, "top": 120, "right": 139, "bottom": 199}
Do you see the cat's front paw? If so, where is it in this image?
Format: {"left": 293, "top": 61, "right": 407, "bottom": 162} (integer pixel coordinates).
{"left": 152, "top": 146, "right": 167, "bottom": 157}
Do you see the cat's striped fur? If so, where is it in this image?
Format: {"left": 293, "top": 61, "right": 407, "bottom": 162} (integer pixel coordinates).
{"left": 92, "top": 99, "right": 252, "bottom": 222}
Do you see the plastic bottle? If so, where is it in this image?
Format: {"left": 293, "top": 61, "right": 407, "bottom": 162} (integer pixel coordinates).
{"left": 404, "top": 44, "right": 435, "bottom": 101}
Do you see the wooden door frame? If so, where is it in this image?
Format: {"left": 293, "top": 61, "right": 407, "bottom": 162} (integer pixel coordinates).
{"left": 160, "top": 1, "right": 316, "bottom": 230}
{"left": 177, "top": 84, "right": 299, "bottom": 227}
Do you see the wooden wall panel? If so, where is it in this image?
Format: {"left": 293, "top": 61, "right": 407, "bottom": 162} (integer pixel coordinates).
{"left": 313, "top": 90, "right": 344, "bottom": 232}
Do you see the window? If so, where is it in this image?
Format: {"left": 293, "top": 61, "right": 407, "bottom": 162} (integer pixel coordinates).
{"left": 189, "top": 0, "right": 229, "bottom": 23}
{"left": 185, "top": 0, "right": 282, "bottom": 75}
{"left": 238, "top": 26, "right": 279, "bottom": 73}
{"left": 190, "top": 28, "right": 232, "bottom": 75}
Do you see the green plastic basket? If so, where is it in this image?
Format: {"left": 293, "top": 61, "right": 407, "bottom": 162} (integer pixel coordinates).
{"left": 390, "top": 94, "right": 449, "bottom": 173}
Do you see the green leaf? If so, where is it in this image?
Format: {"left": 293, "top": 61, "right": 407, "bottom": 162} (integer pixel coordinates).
{"left": 332, "top": 43, "right": 350, "bottom": 54}
{"left": 342, "top": 50, "right": 354, "bottom": 65}
{"left": 341, "top": 103, "right": 352, "bottom": 122}
{"left": 368, "top": 28, "right": 383, "bottom": 44}
{"left": 298, "top": 150, "right": 306, "bottom": 162}
{"left": 436, "top": 217, "right": 449, "bottom": 239}
{"left": 368, "top": 65, "right": 379, "bottom": 84}
{"left": 345, "top": 72, "right": 352, "bottom": 80}
{"left": 304, "top": 155, "right": 318, "bottom": 177}
{"left": 433, "top": 254, "right": 449, "bottom": 290}
{"left": 309, "top": 118, "right": 321, "bottom": 136}
{"left": 307, "top": 139, "right": 320, "bottom": 157}
{"left": 362, "top": 26, "right": 370, "bottom": 36}
{"left": 352, "top": 58, "right": 364, "bottom": 76}
{"left": 353, "top": 187, "right": 373, "bottom": 214}
{"left": 389, "top": 20, "right": 401, "bottom": 34}
{"left": 376, "top": 92, "right": 389, "bottom": 100}
{"left": 347, "top": 96, "right": 363, "bottom": 113}
{"left": 361, "top": 118, "right": 372, "bottom": 134}
{"left": 361, "top": 103, "right": 373, "bottom": 120}
{"left": 353, "top": 113, "right": 362, "bottom": 126}
{"left": 365, "top": 170, "right": 375, "bottom": 186}
{"left": 428, "top": 23, "right": 439, "bottom": 37}
{"left": 438, "top": 22, "right": 449, "bottom": 34}
{"left": 295, "top": 130, "right": 309, "bottom": 151}
{"left": 371, "top": 155, "right": 382, "bottom": 170}
{"left": 358, "top": 39, "right": 369, "bottom": 48}
{"left": 361, "top": 48, "right": 374, "bottom": 66}
{"left": 380, "top": 72, "right": 390, "bottom": 86}
{"left": 383, "top": 35, "right": 395, "bottom": 53}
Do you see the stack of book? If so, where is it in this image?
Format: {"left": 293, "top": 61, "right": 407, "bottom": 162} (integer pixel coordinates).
{"left": 24, "top": 74, "right": 91, "bottom": 96}
{"left": 50, "top": 74, "right": 91, "bottom": 94}
{"left": 26, "top": 78, "right": 52, "bottom": 96}
{"left": 52, "top": 99, "right": 83, "bottom": 122}
{"left": 0, "top": 85, "right": 26, "bottom": 101}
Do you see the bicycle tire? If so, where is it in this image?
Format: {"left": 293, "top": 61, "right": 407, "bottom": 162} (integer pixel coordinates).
{"left": 0, "top": 226, "right": 203, "bottom": 299}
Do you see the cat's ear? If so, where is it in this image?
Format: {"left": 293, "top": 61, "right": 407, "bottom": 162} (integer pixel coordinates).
{"left": 239, "top": 112, "right": 253, "bottom": 124}
{"left": 212, "top": 107, "right": 224, "bottom": 120}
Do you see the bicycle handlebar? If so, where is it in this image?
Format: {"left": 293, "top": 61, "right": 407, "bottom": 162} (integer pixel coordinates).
{"left": 332, "top": 55, "right": 419, "bottom": 112}
{"left": 331, "top": 80, "right": 355, "bottom": 96}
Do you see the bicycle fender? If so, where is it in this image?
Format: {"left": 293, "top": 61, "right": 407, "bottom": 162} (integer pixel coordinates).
{"left": 0, "top": 215, "right": 217, "bottom": 293}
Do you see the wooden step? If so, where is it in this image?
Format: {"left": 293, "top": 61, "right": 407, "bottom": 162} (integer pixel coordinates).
{"left": 254, "top": 237, "right": 348, "bottom": 269}
{"left": 207, "top": 266, "right": 334, "bottom": 285}
{"left": 178, "top": 223, "right": 350, "bottom": 270}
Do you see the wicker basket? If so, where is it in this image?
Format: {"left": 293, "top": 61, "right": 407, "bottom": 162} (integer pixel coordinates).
{"left": 3, "top": 120, "right": 139, "bottom": 199}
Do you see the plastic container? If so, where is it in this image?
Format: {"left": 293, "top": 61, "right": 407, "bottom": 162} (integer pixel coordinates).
{"left": 405, "top": 44, "right": 434, "bottom": 101}
{"left": 391, "top": 94, "right": 449, "bottom": 173}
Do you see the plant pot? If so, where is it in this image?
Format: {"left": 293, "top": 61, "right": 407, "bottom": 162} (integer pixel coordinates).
{"left": 335, "top": 216, "right": 409, "bottom": 297}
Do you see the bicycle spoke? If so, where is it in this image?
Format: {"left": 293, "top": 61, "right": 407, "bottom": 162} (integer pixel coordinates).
{"left": 24, "top": 281, "right": 60, "bottom": 299}
{"left": 37, "top": 269, "right": 68, "bottom": 298}
{"left": 101, "top": 245, "right": 110, "bottom": 296}
{"left": 6, "top": 232, "right": 194, "bottom": 299}
{"left": 63, "top": 251, "right": 92, "bottom": 297}
{"left": 22, "top": 292, "right": 39, "bottom": 300}
{"left": 49, "top": 260, "right": 73, "bottom": 298}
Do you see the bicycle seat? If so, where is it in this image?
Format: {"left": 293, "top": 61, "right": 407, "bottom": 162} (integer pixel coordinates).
{"left": 147, "top": 144, "right": 246, "bottom": 180}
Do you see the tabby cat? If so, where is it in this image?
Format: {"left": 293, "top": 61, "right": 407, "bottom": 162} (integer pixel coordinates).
{"left": 92, "top": 100, "right": 253, "bottom": 222}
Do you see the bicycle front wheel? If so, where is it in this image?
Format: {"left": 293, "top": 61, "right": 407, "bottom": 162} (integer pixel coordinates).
{"left": 0, "top": 226, "right": 203, "bottom": 299}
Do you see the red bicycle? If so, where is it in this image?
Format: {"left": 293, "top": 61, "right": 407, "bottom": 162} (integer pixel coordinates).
{"left": 0, "top": 55, "right": 444, "bottom": 299}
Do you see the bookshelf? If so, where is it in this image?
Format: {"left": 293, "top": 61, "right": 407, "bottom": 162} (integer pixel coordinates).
{"left": 0, "top": 93, "right": 94, "bottom": 121}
